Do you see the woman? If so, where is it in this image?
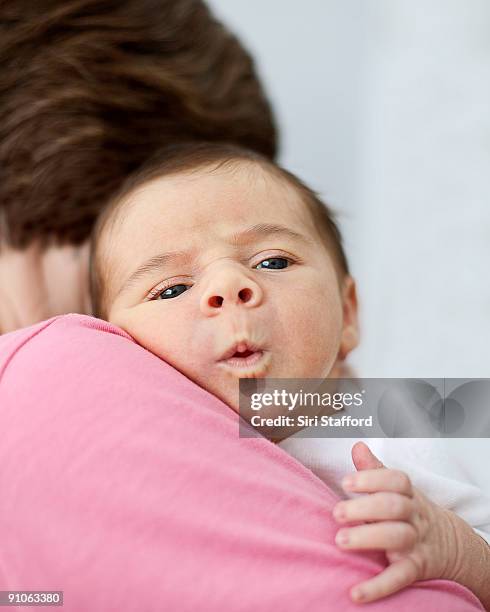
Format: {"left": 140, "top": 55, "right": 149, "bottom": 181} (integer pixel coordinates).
{"left": 0, "top": 0, "right": 276, "bottom": 332}
{"left": 0, "top": 1, "right": 487, "bottom": 609}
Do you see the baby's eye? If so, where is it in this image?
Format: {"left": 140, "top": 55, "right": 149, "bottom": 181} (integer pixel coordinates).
{"left": 151, "top": 284, "right": 190, "bottom": 300}
{"left": 255, "top": 257, "right": 290, "bottom": 270}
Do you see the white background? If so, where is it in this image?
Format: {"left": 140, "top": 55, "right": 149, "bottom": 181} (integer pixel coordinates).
{"left": 207, "top": 0, "right": 490, "bottom": 485}
{"left": 207, "top": 0, "right": 490, "bottom": 378}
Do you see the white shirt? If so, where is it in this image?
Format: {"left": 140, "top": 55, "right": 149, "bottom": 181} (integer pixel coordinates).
{"left": 279, "top": 435, "right": 490, "bottom": 545}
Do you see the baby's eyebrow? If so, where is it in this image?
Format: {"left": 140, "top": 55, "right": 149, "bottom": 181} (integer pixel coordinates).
{"left": 117, "top": 223, "right": 312, "bottom": 298}
{"left": 116, "top": 250, "right": 193, "bottom": 298}
{"left": 230, "top": 223, "right": 313, "bottom": 247}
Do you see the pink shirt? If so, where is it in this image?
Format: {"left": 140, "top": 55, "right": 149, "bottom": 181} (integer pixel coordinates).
{"left": 0, "top": 314, "right": 483, "bottom": 611}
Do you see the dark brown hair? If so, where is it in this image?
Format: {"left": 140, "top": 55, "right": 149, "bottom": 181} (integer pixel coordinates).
{"left": 0, "top": 0, "right": 277, "bottom": 250}
{"left": 90, "top": 141, "right": 349, "bottom": 318}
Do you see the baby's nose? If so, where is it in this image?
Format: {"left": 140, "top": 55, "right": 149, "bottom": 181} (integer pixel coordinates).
{"left": 200, "top": 266, "right": 263, "bottom": 315}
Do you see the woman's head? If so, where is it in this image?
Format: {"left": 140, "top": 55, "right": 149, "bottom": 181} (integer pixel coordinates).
{"left": 0, "top": 0, "right": 277, "bottom": 250}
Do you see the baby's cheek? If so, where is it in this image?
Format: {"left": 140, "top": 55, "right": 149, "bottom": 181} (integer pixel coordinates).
{"left": 113, "top": 305, "right": 190, "bottom": 365}
{"left": 287, "top": 284, "right": 342, "bottom": 370}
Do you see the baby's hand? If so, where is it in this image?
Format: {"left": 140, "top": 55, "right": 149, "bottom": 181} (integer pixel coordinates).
{"left": 333, "top": 441, "right": 457, "bottom": 604}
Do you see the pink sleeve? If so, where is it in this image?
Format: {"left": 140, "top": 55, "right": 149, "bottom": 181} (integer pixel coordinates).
{"left": 0, "top": 314, "right": 483, "bottom": 611}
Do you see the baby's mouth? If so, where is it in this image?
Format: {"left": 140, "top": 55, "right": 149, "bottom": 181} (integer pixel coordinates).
{"left": 222, "top": 348, "right": 263, "bottom": 367}
{"left": 217, "top": 341, "right": 271, "bottom": 378}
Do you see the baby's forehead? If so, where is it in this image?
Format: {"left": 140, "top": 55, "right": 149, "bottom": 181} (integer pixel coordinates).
{"left": 101, "top": 160, "right": 319, "bottom": 284}
{"left": 118, "top": 161, "right": 312, "bottom": 230}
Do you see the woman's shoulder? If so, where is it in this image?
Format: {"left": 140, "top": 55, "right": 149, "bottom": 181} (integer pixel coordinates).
{"left": 0, "top": 314, "right": 134, "bottom": 384}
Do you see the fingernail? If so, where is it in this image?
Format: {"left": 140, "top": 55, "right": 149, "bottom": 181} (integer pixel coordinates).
{"left": 333, "top": 503, "right": 346, "bottom": 520}
{"left": 336, "top": 530, "right": 350, "bottom": 546}
{"left": 352, "top": 588, "right": 365, "bottom": 602}
{"left": 342, "top": 475, "right": 355, "bottom": 490}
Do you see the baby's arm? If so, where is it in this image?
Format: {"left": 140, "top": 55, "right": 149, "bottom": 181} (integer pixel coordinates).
{"left": 333, "top": 442, "right": 490, "bottom": 608}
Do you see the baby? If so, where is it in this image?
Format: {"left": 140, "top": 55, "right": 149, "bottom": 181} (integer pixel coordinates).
{"left": 89, "top": 142, "right": 490, "bottom": 606}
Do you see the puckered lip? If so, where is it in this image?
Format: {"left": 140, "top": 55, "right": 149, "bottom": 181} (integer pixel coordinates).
{"left": 217, "top": 339, "right": 263, "bottom": 362}
{"left": 216, "top": 339, "right": 271, "bottom": 379}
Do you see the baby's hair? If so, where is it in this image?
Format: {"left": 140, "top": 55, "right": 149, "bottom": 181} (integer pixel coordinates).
{"left": 90, "top": 142, "right": 349, "bottom": 319}
{"left": 0, "top": 0, "right": 276, "bottom": 251}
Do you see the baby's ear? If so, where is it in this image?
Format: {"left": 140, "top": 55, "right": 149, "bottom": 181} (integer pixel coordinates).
{"left": 338, "top": 275, "right": 359, "bottom": 361}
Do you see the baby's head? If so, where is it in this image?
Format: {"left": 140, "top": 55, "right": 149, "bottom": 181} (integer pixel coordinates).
{"left": 90, "top": 143, "right": 359, "bottom": 411}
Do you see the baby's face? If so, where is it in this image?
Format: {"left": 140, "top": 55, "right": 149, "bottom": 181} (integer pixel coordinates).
{"left": 107, "top": 164, "right": 351, "bottom": 411}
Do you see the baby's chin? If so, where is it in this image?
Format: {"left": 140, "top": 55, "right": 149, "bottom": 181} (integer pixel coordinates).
{"left": 202, "top": 381, "right": 240, "bottom": 414}
{"left": 202, "top": 352, "right": 335, "bottom": 415}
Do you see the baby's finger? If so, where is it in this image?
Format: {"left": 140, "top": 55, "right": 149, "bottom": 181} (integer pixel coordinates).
{"left": 350, "top": 557, "right": 419, "bottom": 604}
{"left": 342, "top": 469, "right": 413, "bottom": 496}
{"left": 335, "top": 521, "right": 417, "bottom": 551}
{"left": 333, "top": 492, "right": 413, "bottom": 523}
